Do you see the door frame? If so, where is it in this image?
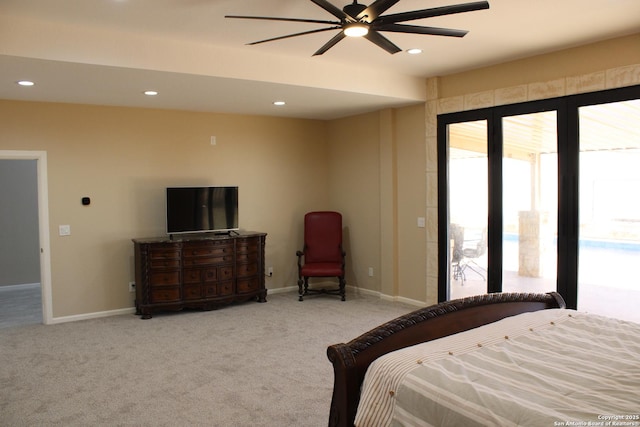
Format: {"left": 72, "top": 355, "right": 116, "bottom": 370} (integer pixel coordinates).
{"left": 1, "top": 150, "right": 53, "bottom": 324}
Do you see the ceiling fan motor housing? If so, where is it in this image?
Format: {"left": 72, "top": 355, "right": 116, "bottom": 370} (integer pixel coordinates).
{"left": 343, "top": 2, "right": 367, "bottom": 21}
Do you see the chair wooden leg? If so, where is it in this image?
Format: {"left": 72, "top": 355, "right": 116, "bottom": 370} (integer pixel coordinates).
{"left": 298, "top": 276, "right": 345, "bottom": 301}
{"left": 298, "top": 276, "right": 304, "bottom": 301}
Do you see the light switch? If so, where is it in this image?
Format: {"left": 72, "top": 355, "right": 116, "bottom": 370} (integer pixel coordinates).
{"left": 59, "top": 225, "right": 71, "bottom": 236}
{"left": 417, "top": 217, "right": 426, "bottom": 228}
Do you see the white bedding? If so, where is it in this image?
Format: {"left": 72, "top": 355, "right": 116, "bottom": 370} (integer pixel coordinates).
{"left": 355, "top": 309, "right": 640, "bottom": 427}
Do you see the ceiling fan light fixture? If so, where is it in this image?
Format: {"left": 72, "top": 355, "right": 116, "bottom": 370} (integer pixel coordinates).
{"left": 343, "top": 23, "right": 368, "bottom": 38}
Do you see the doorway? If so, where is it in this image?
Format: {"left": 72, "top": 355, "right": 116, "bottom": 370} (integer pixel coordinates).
{"left": 0, "top": 151, "right": 52, "bottom": 326}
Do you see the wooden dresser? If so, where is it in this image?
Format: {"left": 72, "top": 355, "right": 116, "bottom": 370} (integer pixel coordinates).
{"left": 133, "top": 232, "right": 266, "bottom": 319}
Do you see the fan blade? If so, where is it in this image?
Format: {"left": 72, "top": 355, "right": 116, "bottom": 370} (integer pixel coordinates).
{"left": 313, "top": 32, "right": 346, "bottom": 56}
{"left": 225, "top": 15, "right": 340, "bottom": 26}
{"left": 357, "top": 0, "right": 400, "bottom": 22}
{"left": 310, "top": 0, "right": 351, "bottom": 21}
{"left": 364, "top": 30, "right": 402, "bottom": 54}
{"left": 377, "top": 1, "right": 489, "bottom": 25}
{"left": 377, "top": 23, "right": 468, "bottom": 37}
{"left": 247, "top": 27, "right": 341, "bottom": 46}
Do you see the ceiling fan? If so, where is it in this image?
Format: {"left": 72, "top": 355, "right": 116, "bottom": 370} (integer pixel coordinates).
{"left": 226, "top": 0, "right": 490, "bottom": 56}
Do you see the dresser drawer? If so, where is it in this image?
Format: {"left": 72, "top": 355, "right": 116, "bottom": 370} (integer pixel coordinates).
{"left": 183, "top": 285, "right": 202, "bottom": 300}
{"left": 203, "top": 268, "right": 218, "bottom": 282}
{"left": 183, "top": 255, "right": 233, "bottom": 267}
{"left": 149, "top": 258, "right": 181, "bottom": 269}
{"left": 237, "top": 262, "right": 258, "bottom": 278}
{"left": 236, "top": 252, "right": 257, "bottom": 263}
{"left": 183, "top": 244, "right": 232, "bottom": 258}
{"left": 236, "top": 238, "right": 259, "bottom": 254}
{"left": 148, "top": 248, "right": 181, "bottom": 260}
{"left": 150, "top": 287, "right": 180, "bottom": 303}
{"left": 183, "top": 269, "right": 202, "bottom": 284}
{"left": 219, "top": 266, "right": 234, "bottom": 281}
{"left": 149, "top": 271, "right": 180, "bottom": 286}
{"left": 218, "top": 281, "right": 234, "bottom": 296}
{"left": 237, "top": 277, "right": 260, "bottom": 294}
{"left": 203, "top": 284, "right": 217, "bottom": 298}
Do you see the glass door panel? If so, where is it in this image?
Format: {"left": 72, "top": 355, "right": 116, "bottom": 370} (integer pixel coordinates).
{"left": 502, "top": 112, "right": 558, "bottom": 294}
{"left": 578, "top": 99, "right": 640, "bottom": 323}
{"left": 448, "top": 120, "right": 488, "bottom": 299}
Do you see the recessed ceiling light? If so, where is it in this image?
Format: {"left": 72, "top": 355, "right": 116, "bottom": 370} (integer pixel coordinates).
{"left": 17, "top": 80, "right": 35, "bottom": 86}
{"left": 407, "top": 48, "right": 422, "bottom": 55}
{"left": 273, "top": 101, "right": 286, "bottom": 106}
{"left": 144, "top": 90, "right": 158, "bottom": 96}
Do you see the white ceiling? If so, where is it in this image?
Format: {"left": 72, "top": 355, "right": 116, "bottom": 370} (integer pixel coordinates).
{"left": 1, "top": 0, "right": 639, "bottom": 120}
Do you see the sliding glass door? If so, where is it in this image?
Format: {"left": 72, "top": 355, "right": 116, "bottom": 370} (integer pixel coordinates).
{"left": 438, "top": 85, "right": 640, "bottom": 321}
{"left": 501, "top": 111, "right": 558, "bottom": 295}
{"left": 447, "top": 120, "right": 488, "bottom": 299}
{"left": 577, "top": 99, "right": 640, "bottom": 323}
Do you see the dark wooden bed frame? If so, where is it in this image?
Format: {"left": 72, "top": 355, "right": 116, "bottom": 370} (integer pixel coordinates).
{"left": 326, "top": 292, "right": 566, "bottom": 427}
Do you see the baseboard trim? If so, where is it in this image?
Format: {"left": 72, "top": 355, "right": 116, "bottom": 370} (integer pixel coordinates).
{"left": 268, "top": 284, "right": 425, "bottom": 307}
{"left": 380, "top": 294, "right": 425, "bottom": 308}
{"left": 0, "top": 282, "right": 40, "bottom": 291}
{"left": 267, "top": 286, "right": 298, "bottom": 295}
{"left": 49, "top": 307, "right": 136, "bottom": 325}
{"left": 47, "top": 286, "right": 424, "bottom": 325}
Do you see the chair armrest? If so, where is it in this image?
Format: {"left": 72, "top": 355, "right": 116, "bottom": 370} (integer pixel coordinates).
{"left": 296, "top": 250, "right": 304, "bottom": 270}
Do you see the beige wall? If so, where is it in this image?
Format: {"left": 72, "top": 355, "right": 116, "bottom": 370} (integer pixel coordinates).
{"left": 326, "top": 106, "right": 426, "bottom": 302}
{"left": 394, "top": 105, "right": 427, "bottom": 302}
{"left": 327, "top": 111, "right": 382, "bottom": 293}
{"left": 0, "top": 101, "right": 329, "bottom": 317}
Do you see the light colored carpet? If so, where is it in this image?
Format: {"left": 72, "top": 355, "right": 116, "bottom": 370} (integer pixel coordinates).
{"left": 0, "top": 291, "right": 415, "bottom": 426}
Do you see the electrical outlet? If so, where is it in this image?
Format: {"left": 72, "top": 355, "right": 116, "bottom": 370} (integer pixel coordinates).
{"left": 129, "top": 282, "right": 136, "bottom": 292}
{"left": 267, "top": 267, "right": 273, "bottom": 277}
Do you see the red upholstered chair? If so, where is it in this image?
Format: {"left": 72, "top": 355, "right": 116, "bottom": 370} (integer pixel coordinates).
{"left": 296, "top": 211, "right": 346, "bottom": 301}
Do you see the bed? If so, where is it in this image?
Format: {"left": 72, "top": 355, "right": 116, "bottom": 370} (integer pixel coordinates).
{"left": 326, "top": 292, "right": 640, "bottom": 427}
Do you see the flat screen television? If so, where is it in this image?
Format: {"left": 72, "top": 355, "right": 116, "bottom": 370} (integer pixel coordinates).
{"left": 166, "top": 186, "right": 239, "bottom": 235}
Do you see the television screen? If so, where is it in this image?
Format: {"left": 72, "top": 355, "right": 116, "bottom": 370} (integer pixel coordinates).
{"left": 166, "top": 186, "right": 239, "bottom": 234}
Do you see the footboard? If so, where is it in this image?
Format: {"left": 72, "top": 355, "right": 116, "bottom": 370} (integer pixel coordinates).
{"left": 326, "top": 292, "right": 566, "bottom": 427}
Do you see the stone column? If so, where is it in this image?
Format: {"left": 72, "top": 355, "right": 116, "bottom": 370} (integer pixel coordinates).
{"left": 518, "top": 210, "right": 549, "bottom": 277}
